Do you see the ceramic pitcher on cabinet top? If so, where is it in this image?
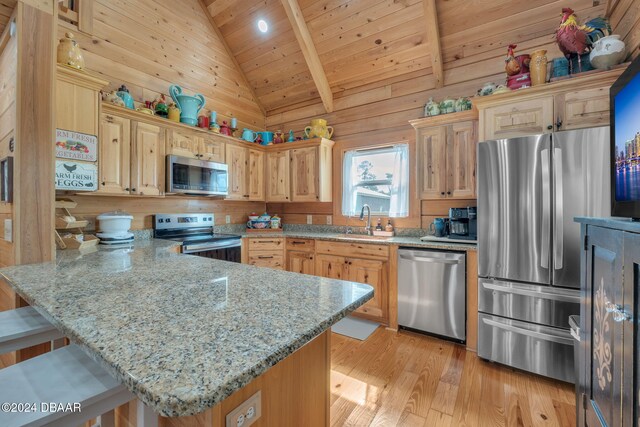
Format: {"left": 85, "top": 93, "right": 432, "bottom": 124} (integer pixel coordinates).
{"left": 304, "top": 118, "right": 334, "bottom": 139}
{"left": 57, "top": 32, "right": 85, "bottom": 70}
{"left": 169, "top": 85, "right": 205, "bottom": 126}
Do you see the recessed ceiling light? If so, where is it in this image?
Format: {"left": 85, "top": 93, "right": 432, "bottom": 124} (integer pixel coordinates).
{"left": 257, "top": 19, "right": 268, "bottom": 33}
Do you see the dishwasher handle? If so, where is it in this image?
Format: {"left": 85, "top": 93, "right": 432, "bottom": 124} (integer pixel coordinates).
{"left": 399, "top": 254, "right": 463, "bottom": 264}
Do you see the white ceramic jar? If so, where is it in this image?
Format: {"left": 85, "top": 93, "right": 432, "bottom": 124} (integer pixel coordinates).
{"left": 96, "top": 211, "right": 133, "bottom": 234}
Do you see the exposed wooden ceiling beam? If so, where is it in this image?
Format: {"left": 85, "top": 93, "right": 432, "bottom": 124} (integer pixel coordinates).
{"left": 280, "top": 0, "right": 334, "bottom": 113}
{"left": 197, "top": 0, "right": 266, "bottom": 117}
{"left": 423, "top": 0, "right": 444, "bottom": 88}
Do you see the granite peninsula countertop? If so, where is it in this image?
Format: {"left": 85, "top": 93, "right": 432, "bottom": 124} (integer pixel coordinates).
{"left": 0, "top": 239, "right": 373, "bottom": 417}
{"left": 241, "top": 230, "right": 478, "bottom": 251}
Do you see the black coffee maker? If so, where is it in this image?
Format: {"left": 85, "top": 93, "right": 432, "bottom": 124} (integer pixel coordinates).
{"left": 448, "top": 207, "right": 477, "bottom": 240}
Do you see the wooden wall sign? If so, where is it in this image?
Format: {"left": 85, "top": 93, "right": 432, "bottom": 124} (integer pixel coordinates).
{"left": 55, "top": 161, "right": 97, "bottom": 191}
{"left": 55, "top": 129, "right": 97, "bottom": 162}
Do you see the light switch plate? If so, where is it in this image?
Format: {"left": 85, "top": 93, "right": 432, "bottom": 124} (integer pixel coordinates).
{"left": 225, "top": 390, "right": 261, "bottom": 427}
{"left": 307, "top": 215, "right": 313, "bottom": 224}
{"left": 4, "top": 219, "right": 11, "bottom": 242}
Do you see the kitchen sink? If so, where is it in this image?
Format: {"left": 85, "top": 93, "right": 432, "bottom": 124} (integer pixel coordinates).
{"left": 332, "top": 234, "right": 392, "bottom": 242}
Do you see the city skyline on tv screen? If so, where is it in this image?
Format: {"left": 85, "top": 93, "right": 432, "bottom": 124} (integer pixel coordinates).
{"left": 614, "top": 72, "right": 640, "bottom": 202}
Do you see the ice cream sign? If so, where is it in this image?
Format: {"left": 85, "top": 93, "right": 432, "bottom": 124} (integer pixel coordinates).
{"left": 55, "top": 129, "right": 97, "bottom": 162}
{"left": 55, "top": 161, "right": 97, "bottom": 191}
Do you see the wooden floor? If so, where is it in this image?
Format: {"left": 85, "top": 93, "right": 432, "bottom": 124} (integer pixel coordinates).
{"left": 330, "top": 328, "right": 576, "bottom": 427}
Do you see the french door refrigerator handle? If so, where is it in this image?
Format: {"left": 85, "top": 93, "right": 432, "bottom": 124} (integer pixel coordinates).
{"left": 553, "top": 147, "right": 564, "bottom": 270}
{"left": 540, "top": 148, "right": 550, "bottom": 269}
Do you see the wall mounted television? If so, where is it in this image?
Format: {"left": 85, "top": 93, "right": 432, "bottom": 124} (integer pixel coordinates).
{"left": 611, "top": 55, "right": 640, "bottom": 220}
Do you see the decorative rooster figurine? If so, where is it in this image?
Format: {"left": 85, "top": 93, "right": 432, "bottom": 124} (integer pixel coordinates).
{"left": 556, "top": 7, "right": 611, "bottom": 73}
{"left": 505, "top": 44, "right": 521, "bottom": 76}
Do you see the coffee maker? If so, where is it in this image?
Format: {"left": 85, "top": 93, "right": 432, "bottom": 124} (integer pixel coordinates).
{"left": 448, "top": 207, "right": 477, "bottom": 240}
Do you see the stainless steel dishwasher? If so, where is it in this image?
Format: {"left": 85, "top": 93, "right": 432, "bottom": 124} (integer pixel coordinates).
{"left": 397, "top": 248, "right": 466, "bottom": 342}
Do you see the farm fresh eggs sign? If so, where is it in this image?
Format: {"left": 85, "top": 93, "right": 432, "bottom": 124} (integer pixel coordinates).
{"left": 56, "top": 129, "right": 97, "bottom": 162}
{"left": 55, "top": 161, "right": 97, "bottom": 191}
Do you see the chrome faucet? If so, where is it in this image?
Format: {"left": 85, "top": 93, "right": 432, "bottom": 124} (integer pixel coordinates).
{"left": 359, "top": 204, "right": 373, "bottom": 235}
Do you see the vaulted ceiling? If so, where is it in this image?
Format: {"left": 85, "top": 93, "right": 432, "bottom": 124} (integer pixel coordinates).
{"left": 203, "top": 0, "right": 606, "bottom": 115}
{"left": 0, "top": 0, "right": 16, "bottom": 34}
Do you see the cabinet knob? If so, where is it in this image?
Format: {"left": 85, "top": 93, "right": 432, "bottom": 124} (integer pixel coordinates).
{"left": 125, "top": 187, "right": 130, "bottom": 191}
{"left": 131, "top": 188, "right": 136, "bottom": 192}
{"left": 556, "top": 118, "right": 563, "bottom": 129}
{"left": 447, "top": 191, "right": 451, "bottom": 195}
{"left": 101, "top": 181, "right": 105, "bottom": 186}
{"left": 440, "top": 192, "right": 445, "bottom": 196}
{"left": 547, "top": 125, "right": 553, "bottom": 130}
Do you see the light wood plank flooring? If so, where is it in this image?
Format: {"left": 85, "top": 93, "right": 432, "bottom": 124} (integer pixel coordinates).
{"left": 330, "top": 328, "right": 575, "bottom": 427}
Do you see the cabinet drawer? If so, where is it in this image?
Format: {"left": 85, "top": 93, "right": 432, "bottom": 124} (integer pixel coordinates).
{"left": 249, "top": 254, "right": 284, "bottom": 270}
{"left": 248, "top": 238, "right": 284, "bottom": 252}
{"left": 286, "top": 238, "right": 315, "bottom": 252}
{"left": 315, "top": 240, "right": 389, "bottom": 260}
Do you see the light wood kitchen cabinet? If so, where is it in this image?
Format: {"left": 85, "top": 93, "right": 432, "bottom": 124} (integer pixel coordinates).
{"left": 347, "top": 258, "right": 387, "bottom": 320}
{"left": 266, "top": 150, "right": 291, "bottom": 202}
{"left": 287, "top": 251, "right": 315, "bottom": 275}
{"left": 225, "top": 144, "right": 248, "bottom": 200}
{"left": 166, "top": 130, "right": 226, "bottom": 163}
{"left": 411, "top": 112, "right": 478, "bottom": 200}
{"left": 246, "top": 237, "right": 285, "bottom": 270}
{"left": 248, "top": 149, "right": 264, "bottom": 201}
{"left": 225, "top": 145, "right": 265, "bottom": 201}
{"left": 291, "top": 144, "right": 333, "bottom": 202}
{"left": 56, "top": 65, "right": 107, "bottom": 136}
{"left": 315, "top": 254, "right": 346, "bottom": 280}
{"left": 131, "top": 122, "right": 165, "bottom": 196}
{"left": 98, "top": 114, "right": 130, "bottom": 194}
{"left": 474, "top": 68, "right": 626, "bottom": 140}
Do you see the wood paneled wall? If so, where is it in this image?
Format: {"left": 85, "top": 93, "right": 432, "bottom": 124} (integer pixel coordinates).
{"left": 0, "top": 20, "right": 15, "bottom": 267}
{"left": 68, "top": 196, "right": 265, "bottom": 231}
{"left": 59, "top": 0, "right": 265, "bottom": 131}
{"left": 610, "top": 0, "right": 640, "bottom": 60}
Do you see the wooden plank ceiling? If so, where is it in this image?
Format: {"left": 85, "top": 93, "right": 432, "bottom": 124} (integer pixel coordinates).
{"left": 0, "top": 1, "right": 16, "bottom": 35}
{"left": 204, "top": 0, "right": 606, "bottom": 115}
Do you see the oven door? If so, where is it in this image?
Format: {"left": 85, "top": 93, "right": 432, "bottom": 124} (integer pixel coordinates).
{"left": 182, "top": 239, "right": 241, "bottom": 263}
{"left": 167, "top": 155, "right": 228, "bottom": 196}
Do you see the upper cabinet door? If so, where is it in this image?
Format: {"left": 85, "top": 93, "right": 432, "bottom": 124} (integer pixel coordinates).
{"left": 558, "top": 87, "right": 610, "bottom": 131}
{"left": 225, "top": 144, "right": 248, "bottom": 200}
{"left": 166, "top": 130, "right": 203, "bottom": 159}
{"left": 291, "top": 147, "right": 319, "bottom": 202}
{"left": 417, "top": 126, "right": 447, "bottom": 200}
{"left": 131, "top": 121, "right": 165, "bottom": 196}
{"left": 447, "top": 121, "right": 477, "bottom": 199}
{"left": 98, "top": 114, "right": 130, "bottom": 194}
{"left": 482, "top": 95, "right": 554, "bottom": 141}
{"left": 200, "top": 137, "right": 225, "bottom": 163}
{"left": 266, "top": 150, "right": 290, "bottom": 202}
{"left": 247, "top": 149, "right": 265, "bottom": 201}
{"left": 56, "top": 79, "right": 100, "bottom": 136}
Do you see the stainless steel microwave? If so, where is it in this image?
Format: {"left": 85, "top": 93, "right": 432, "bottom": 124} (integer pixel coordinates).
{"left": 166, "top": 155, "right": 228, "bottom": 196}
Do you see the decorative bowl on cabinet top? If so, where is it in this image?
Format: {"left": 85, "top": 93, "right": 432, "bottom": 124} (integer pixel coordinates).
{"left": 304, "top": 118, "right": 334, "bottom": 139}
{"left": 169, "top": 85, "right": 205, "bottom": 126}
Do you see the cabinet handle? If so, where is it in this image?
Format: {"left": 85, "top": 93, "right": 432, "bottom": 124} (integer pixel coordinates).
{"left": 257, "top": 240, "right": 277, "bottom": 243}
{"left": 547, "top": 125, "right": 553, "bottom": 130}
{"left": 556, "top": 118, "right": 563, "bottom": 129}
{"left": 605, "top": 301, "right": 632, "bottom": 323}
{"left": 257, "top": 256, "right": 274, "bottom": 259}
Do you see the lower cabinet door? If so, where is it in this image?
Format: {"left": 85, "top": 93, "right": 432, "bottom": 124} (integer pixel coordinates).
{"left": 346, "top": 258, "right": 387, "bottom": 321}
{"left": 623, "top": 233, "right": 640, "bottom": 427}
{"left": 248, "top": 253, "right": 284, "bottom": 270}
{"left": 287, "top": 251, "right": 314, "bottom": 275}
{"left": 584, "top": 226, "right": 624, "bottom": 427}
{"left": 315, "top": 254, "right": 346, "bottom": 280}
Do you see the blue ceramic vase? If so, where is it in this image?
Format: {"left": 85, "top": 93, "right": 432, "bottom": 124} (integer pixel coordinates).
{"left": 169, "top": 85, "right": 205, "bottom": 126}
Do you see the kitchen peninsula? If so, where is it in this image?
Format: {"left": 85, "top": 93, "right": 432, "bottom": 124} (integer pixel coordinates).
{"left": 0, "top": 240, "right": 373, "bottom": 425}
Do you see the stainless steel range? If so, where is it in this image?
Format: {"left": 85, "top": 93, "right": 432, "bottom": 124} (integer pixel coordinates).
{"left": 153, "top": 213, "right": 241, "bottom": 262}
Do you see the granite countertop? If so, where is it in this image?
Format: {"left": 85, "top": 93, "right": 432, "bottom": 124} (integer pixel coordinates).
{"left": 241, "top": 230, "right": 477, "bottom": 251}
{"left": 0, "top": 239, "right": 373, "bottom": 417}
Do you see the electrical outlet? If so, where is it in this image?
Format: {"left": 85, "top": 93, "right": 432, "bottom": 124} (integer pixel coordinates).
{"left": 3, "top": 219, "right": 11, "bottom": 242}
{"left": 326, "top": 215, "right": 332, "bottom": 225}
{"left": 226, "top": 391, "right": 261, "bottom": 427}
{"left": 226, "top": 215, "right": 231, "bottom": 224}
{"left": 307, "top": 215, "right": 313, "bottom": 224}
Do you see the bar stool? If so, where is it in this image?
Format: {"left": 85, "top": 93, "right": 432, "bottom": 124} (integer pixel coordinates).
{"left": 0, "top": 308, "right": 158, "bottom": 427}
{"left": 0, "top": 307, "right": 64, "bottom": 354}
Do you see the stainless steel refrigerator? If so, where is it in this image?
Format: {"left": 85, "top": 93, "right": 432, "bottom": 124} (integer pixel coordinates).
{"left": 477, "top": 127, "right": 610, "bottom": 383}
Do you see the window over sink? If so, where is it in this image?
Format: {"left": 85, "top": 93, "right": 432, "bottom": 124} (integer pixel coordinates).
{"left": 342, "top": 144, "right": 409, "bottom": 217}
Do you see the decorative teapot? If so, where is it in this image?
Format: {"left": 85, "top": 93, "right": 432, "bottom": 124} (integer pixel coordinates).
{"left": 242, "top": 128, "right": 257, "bottom": 142}
{"left": 102, "top": 91, "right": 125, "bottom": 107}
{"left": 440, "top": 97, "right": 455, "bottom": 114}
{"left": 57, "top": 32, "right": 85, "bottom": 70}
{"left": 424, "top": 97, "right": 440, "bottom": 117}
{"left": 454, "top": 97, "right": 472, "bottom": 112}
{"left": 304, "top": 118, "right": 334, "bottom": 139}
{"left": 169, "top": 85, "right": 205, "bottom": 126}
{"left": 167, "top": 103, "right": 181, "bottom": 122}
{"left": 477, "top": 82, "right": 497, "bottom": 96}
{"left": 116, "top": 85, "right": 135, "bottom": 109}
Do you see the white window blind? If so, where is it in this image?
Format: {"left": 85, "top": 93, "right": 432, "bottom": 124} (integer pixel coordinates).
{"left": 342, "top": 144, "right": 409, "bottom": 217}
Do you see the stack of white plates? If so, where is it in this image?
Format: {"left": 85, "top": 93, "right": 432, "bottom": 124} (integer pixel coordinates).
{"left": 96, "top": 232, "right": 134, "bottom": 245}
